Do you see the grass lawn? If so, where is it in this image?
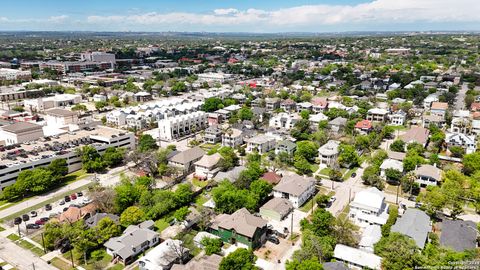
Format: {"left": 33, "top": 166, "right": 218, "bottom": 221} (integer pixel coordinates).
{"left": 194, "top": 193, "right": 209, "bottom": 206}
{"left": 155, "top": 218, "right": 170, "bottom": 232}
{"left": 50, "top": 257, "right": 74, "bottom": 270}
{"left": 17, "top": 239, "right": 45, "bottom": 256}
{"left": 7, "top": 233, "right": 20, "bottom": 241}
{"left": 319, "top": 167, "right": 332, "bottom": 176}
{"left": 300, "top": 188, "right": 335, "bottom": 213}
{"left": 310, "top": 163, "right": 319, "bottom": 173}
{"left": 343, "top": 167, "right": 358, "bottom": 180}
{"left": 31, "top": 232, "right": 44, "bottom": 246}
{"left": 108, "top": 265, "right": 125, "bottom": 270}
{"left": 0, "top": 225, "right": 5, "bottom": 232}
{"left": 192, "top": 178, "right": 209, "bottom": 188}
{"left": 338, "top": 205, "right": 350, "bottom": 219}
{"left": 66, "top": 169, "right": 91, "bottom": 182}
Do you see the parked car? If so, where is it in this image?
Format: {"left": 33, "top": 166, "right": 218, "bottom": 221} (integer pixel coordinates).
{"left": 22, "top": 214, "right": 30, "bottom": 222}
{"left": 351, "top": 172, "right": 357, "bottom": 178}
{"left": 59, "top": 200, "right": 65, "bottom": 205}
{"left": 35, "top": 220, "right": 45, "bottom": 225}
{"left": 63, "top": 207, "right": 69, "bottom": 212}
{"left": 40, "top": 217, "right": 50, "bottom": 222}
{"left": 70, "top": 194, "right": 77, "bottom": 200}
{"left": 329, "top": 196, "right": 337, "bottom": 204}
{"left": 267, "top": 236, "right": 280, "bottom": 245}
{"left": 64, "top": 196, "right": 71, "bottom": 202}
{"left": 415, "top": 202, "right": 423, "bottom": 208}
{"left": 60, "top": 244, "right": 72, "bottom": 254}
{"left": 30, "top": 211, "right": 37, "bottom": 217}
{"left": 26, "top": 224, "right": 40, "bottom": 229}
{"left": 77, "top": 192, "right": 83, "bottom": 197}
{"left": 45, "top": 204, "right": 52, "bottom": 211}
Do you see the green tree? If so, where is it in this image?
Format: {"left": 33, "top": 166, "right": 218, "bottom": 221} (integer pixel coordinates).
{"left": 374, "top": 232, "right": 424, "bottom": 270}
{"left": 390, "top": 140, "right": 405, "bottom": 152}
{"left": 71, "top": 104, "right": 87, "bottom": 112}
{"left": 173, "top": 206, "right": 191, "bottom": 222}
{"left": 301, "top": 208, "right": 334, "bottom": 237}
{"left": 200, "top": 237, "right": 223, "bottom": 255}
{"left": 286, "top": 258, "right": 324, "bottom": 270}
{"left": 120, "top": 206, "right": 145, "bottom": 226}
{"left": 138, "top": 134, "right": 158, "bottom": 152}
{"left": 449, "top": 146, "right": 465, "bottom": 158}
{"left": 463, "top": 152, "right": 480, "bottom": 175}
{"left": 328, "top": 169, "right": 343, "bottom": 182}
{"left": 294, "top": 156, "right": 313, "bottom": 175}
{"left": 338, "top": 144, "right": 359, "bottom": 168}
{"left": 295, "top": 141, "right": 318, "bottom": 162}
{"left": 218, "top": 147, "right": 239, "bottom": 171}
{"left": 238, "top": 107, "right": 254, "bottom": 121}
{"left": 47, "top": 158, "right": 68, "bottom": 179}
{"left": 202, "top": 97, "right": 223, "bottom": 112}
{"left": 381, "top": 205, "right": 398, "bottom": 237}
{"left": 219, "top": 248, "right": 257, "bottom": 270}
{"left": 102, "top": 147, "right": 125, "bottom": 167}
{"left": 385, "top": 168, "right": 403, "bottom": 184}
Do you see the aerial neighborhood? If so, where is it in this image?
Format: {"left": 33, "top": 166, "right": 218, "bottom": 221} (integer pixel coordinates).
{"left": 0, "top": 31, "right": 479, "bottom": 270}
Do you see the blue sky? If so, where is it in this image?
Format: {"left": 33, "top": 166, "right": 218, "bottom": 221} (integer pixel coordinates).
{"left": 0, "top": 0, "right": 479, "bottom": 32}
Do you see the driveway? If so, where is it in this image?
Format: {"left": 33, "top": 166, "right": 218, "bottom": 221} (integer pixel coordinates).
{"left": 0, "top": 237, "right": 56, "bottom": 270}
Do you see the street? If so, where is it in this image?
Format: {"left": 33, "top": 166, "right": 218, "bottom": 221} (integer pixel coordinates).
{"left": 0, "top": 236, "right": 56, "bottom": 270}
{"left": 455, "top": 83, "right": 468, "bottom": 110}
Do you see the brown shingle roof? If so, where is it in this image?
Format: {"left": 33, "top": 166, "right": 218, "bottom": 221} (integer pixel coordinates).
{"left": 431, "top": 102, "right": 448, "bottom": 110}
{"left": 170, "top": 147, "right": 205, "bottom": 164}
{"left": 400, "top": 126, "right": 430, "bottom": 145}
{"left": 261, "top": 172, "right": 282, "bottom": 185}
{"left": 217, "top": 208, "right": 267, "bottom": 238}
{"left": 2, "top": 121, "right": 43, "bottom": 134}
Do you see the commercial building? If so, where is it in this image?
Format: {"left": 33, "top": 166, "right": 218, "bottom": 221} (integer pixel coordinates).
{"left": 80, "top": 52, "right": 116, "bottom": 63}
{"left": 0, "top": 126, "right": 135, "bottom": 190}
{"left": 40, "top": 61, "right": 113, "bottom": 74}
{"left": 24, "top": 94, "right": 82, "bottom": 112}
{"left": 0, "top": 122, "right": 44, "bottom": 145}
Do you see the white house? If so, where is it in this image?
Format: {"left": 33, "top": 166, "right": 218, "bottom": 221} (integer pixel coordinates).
{"left": 138, "top": 239, "right": 189, "bottom": 270}
{"left": 445, "top": 132, "right": 477, "bottom": 154}
{"left": 245, "top": 134, "right": 276, "bottom": 154}
{"left": 359, "top": 225, "right": 382, "bottom": 253}
{"left": 414, "top": 164, "right": 442, "bottom": 187}
{"left": 349, "top": 187, "right": 389, "bottom": 228}
{"left": 388, "top": 110, "right": 407, "bottom": 126}
{"left": 366, "top": 108, "right": 389, "bottom": 122}
{"left": 334, "top": 244, "right": 382, "bottom": 270}
{"left": 273, "top": 175, "right": 316, "bottom": 208}
{"left": 269, "top": 112, "right": 301, "bottom": 130}
{"left": 106, "top": 110, "right": 127, "bottom": 126}
{"left": 194, "top": 153, "right": 222, "bottom": 180}
{"left": 221, "top": 128, "right": 244, "bottom": 148}
{"left": 318, "top": 140, "right": 340, "bottom": 167}
{"left": 379, "top": 158, "right": 404, "bottom": 178}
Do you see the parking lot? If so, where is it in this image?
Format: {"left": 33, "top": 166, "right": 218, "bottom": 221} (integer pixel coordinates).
{"left": 8, "top": 192, "right": 91, "bottom": 235}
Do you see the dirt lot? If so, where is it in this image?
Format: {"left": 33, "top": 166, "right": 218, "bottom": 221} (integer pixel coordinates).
{"left": 255, "top": 238, "right": 295, "bottom": 264}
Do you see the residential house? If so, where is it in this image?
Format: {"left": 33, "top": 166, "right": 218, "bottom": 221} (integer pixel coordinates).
{"left": 296, "top": 102, "right": 313, "bottom": 112}
{"left": 261, "top": 171, "right": 282, "bottom": 185}
{"left": 423, "top": 94, "right": 439, "bottom": 109}
{"left": 366, "top": 108, "right": 389, "bottom": 122}
{"left": 328, "top": 117, "right": 347, "bottom": 133}
{"left": 206, "top": 113, "right": 223, "bottom": 126}
{"left": 107, "top": 110, "right": 128, "bottom": 126}
{"left": 204, "top": 125, "right": 222, "bottom": 144}
{"left": 400, "top": 126, "right": 430, "bottom": 148}
{"left": 323, "top": 262, "right": 349, "bottom": 270}
{"left": 245, "top": 135, "right": 276, "bottom": 154}
{"left": 280, "top": 99, "right": 296, "bottom": 112}
{"left": 269, "top": 113, "right": 301, "bottom": 130}
{"left": 221, "top": 128, "right": 244, "bottom": 148}
{"left": 275, "top": 140, "right": 296, "bottom": 156}
{"left": 359, "top": 225, "right": 382, "bottom": 253}
{"left": 354, "top": 120, "right": 374, "bottom": 135}
{"left": 311, "top": 97, "right": 328, "bottom": 113}
{"left": 470, "top": 102, "right": 480, "bottom": 112}
{"left": 265, "top": 98, "right": 280, "bottom": 111}
{"left": 158, "top": 111, "right": 207, "bottom": 141}
{"left": 309, "top": 113, "right": 329, "bottom": 129}
{"left": 422, "top": 114, "right": 445, "bottom": 128}
{"left": 251, "top": 107, "right": 266, "bottom": 122}
{"left": 259, "top": 197, "right": 294, "bottom": 221}
{"left": 440, "top": 220, "right": 478, "bottom": 252}
{"left": 273, "top": 175, "right": 316, "bottom": 208}
{"left": 445, "top": 132, "right": 477, "bottom": 154}
{"left": 392, "top": 209, "right": 431, "bottom": 249}
{"left": 349, "top": 187, "right": 389, "bottom": 227}
{"left": 194, "top": 153, "right": 222, "bottom": 180}
{"left": 388, "top": 110, "right": 407, "bottom": 126}
{"left": 333, "top": 244, "right": 381, "bottom": 270}
{"left": 430, "top": 102, "right": 449, "bottom": 117}
{"left": 318, "top": 140, "right": 340, "bottom": 167}
{"left": 414, "top": 164, "right": 442, "bottom": 187}
{"left": 138, "top": 239, "right": 188, "bottom": 270}
{"left": 450, "top": 110, "right": 471, "bottom": 134}
{"left": 134, "top": 91, "right": 153, "bottom": 103}
{"left": 85, "top": 213, "right": 119, "bottom": 228}
{"left": 169, "top": 147, "right": 206, "bottom": 174}
{"left": 387, "top": 150, "right": 406, "bottom": 161}
{"left": 171, "top": 254, "right": 222, "bottom": 270}
{"left": 210, "top": 208, "right": 268, "bottom": 249}
{"left": 379, "top": 159, "right": 404, "bottom": 179}
{"left": 213, "top": 166, "right": 245, "bottom": 183}
{"left": 104, "top": 220, "right": 160, "bottom": 265}
{"left": 58, "top": 204, "right": 97, "bottom": 223}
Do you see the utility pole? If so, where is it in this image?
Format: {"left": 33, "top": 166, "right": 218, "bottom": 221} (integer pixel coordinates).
{"left": 290, "top": 212, "right": 294, "bottom": 237}
{"left": 69, "top": 249, "right": 75, "bottom": 268}
{"left": 32, "top": 263, "right": 35, "bottom": 270}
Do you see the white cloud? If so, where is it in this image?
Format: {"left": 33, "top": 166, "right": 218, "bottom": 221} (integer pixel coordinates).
{"left": 213, "top": 8, "right": 239, "bottom": 15}
{"left": 2, "top": 0, "right": 480, "bottom": 31}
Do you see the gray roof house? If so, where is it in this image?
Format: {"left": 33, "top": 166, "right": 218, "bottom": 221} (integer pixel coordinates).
{"left": 213, "top": 165, "right": 245, "bottom": 183}
{"left": 104, "top": 220, "right": 159, "bottom": 265}
{"left": 259, "top": 197, "right": 294, "bottom": 221}
{"left": 168, "top": 147, "right": 206, "bottom": 173}
{"left": 391, "top": 209, "right": 431, "bottom": 249}
{"left": 440, "top": 219, "right": 478, "bottom": 252}
{"left": 273, "top": 175, "right": 316, "bottom": 208}
{"left": 85, "top": 213, "right": 119, "bottom": 228}
{"left": 275, "top": 140, "right": 296, "bottom": 156}
{"left": 328, "top": 117, "right": 347, "bottom": 132}
{"left": 323, "top": 262, "right": 348, "bottom": 270}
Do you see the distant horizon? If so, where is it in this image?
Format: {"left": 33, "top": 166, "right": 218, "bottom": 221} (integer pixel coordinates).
{"left": 1, "top": 0, "right": 479, "bottom": 32}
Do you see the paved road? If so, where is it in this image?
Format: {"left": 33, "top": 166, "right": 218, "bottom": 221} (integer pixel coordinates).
{"left": 0, "top": 237, "right": 56, "bottom": 270}
{"left": 455, "top": 83, "right": 468, "bottom": 110}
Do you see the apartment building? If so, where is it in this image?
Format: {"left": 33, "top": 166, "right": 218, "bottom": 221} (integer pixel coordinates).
{"left": 40, "top": 61, "right": 113, "bottom": 75}
{"left": 0, "top": 126, "right": 135, "bottom": 190}
{"left": 158, "top": 111, "right": 207, "bottom": 141}
{"left": 0, "top": 68, "right": 32, "bottom": 81}
{"left": 265, "top": 98, "right": 280, "bottom": 111}
{"left": 80, "top": 52, "right": 116, "bottom": 63}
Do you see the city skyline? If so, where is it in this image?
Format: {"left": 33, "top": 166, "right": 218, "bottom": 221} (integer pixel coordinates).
{"left": 1, "top": 0, "right": 479, "bottom": 32}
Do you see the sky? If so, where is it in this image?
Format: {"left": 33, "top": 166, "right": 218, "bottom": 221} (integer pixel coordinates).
{"left": 1, "top": 0, "right": 480, "bottom": 32}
